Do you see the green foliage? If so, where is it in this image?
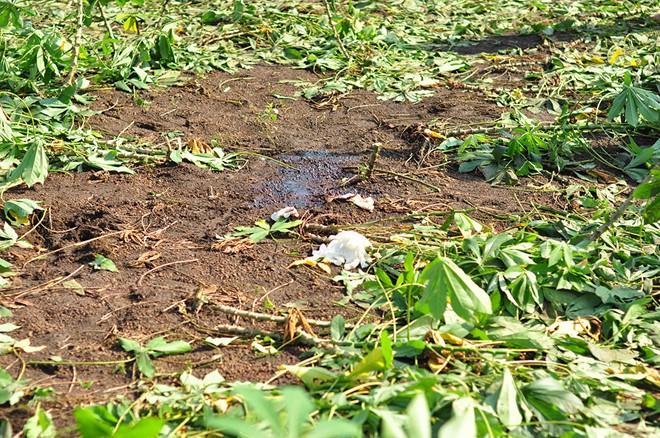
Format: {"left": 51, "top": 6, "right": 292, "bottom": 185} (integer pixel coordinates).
{"left": 633, "top": 167, "right": 660, "bottom": 223}
{"left": 2, "top": 1, "right": 660, "bottom": 436}
{"left": 74, "top": 405, "right": 163, "bottom": 438}
{"left": 3, "top": 198, "right": 43, "bottom": 226}
{"left": 419, "top": 256, "right": 492, "bottom": 323}
{"left": 233, "top": 217, "right": 303, "bottom": 243}
{"left": 89, "top": 254, "right": 119, "bottom": 272}
{"left": 0, "top": 369, "right": 29, "bottom": 406}
{"left": 23, "top": 405, "right": 56, "bottom": 438}
{"left": 119, "top": 337, "right": 191, "bottom": 378}
{"left": 607, "top": 73, "right": 660, "bottom": 127}
{"left": 203, "top": 386, "right": 361, "bottom": 438}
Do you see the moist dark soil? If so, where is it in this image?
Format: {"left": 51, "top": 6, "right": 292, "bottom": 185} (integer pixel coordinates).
{"left": 0, "top": 64, "right": 570, "bottom": 431}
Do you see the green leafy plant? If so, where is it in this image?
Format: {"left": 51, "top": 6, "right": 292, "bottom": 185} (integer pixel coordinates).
{"left": 633, "top": 166, "right": 660, "bottom": 223}
{"left": 90, "top": 254, "right": 119, "bottom": 272}
{"left": 419, "top": 256, "right": 492, "bottom": 323}
{"left": 233, "top": 217, "right": 303, "bottom": 243}
{"left": 203, "top": 386, "right": 360, "bottom": 438}
{"left": 118, "top": 337, "right": 191, "bottom": 378}
{"left": 74, "top": 404, "right": 163, "bottom": 438}
{"left": 3, "top": 198, "right": 43, "bottom": 226}
{"left": 607, "top": 73, "right": 660, "bottom": 127}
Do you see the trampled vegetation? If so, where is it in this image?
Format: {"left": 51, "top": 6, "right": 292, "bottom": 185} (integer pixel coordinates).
{"left": 0, "top": 0, "right": 659, "bottom": 437}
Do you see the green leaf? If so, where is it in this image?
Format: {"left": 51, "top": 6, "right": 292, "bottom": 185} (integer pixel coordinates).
{"left": 23, "top": 407, "right": 56, "bottom": 438}
{"left": 74, "top": 407, "right": 114, "bottom": 438}
{"left": 381, "top": 414, "right": 406, "bottom": 438}
{"left": 7, "top": 142, "right": 48, "bottom": 187}
{"left": 281, "top": 365, "right": 337, "bottom": 388}
{"left": 522, "top": 377, "right": 583, "bottom": 415}
{"left": 144, "top": 337, "right": 191, "bottom": 356}
{"left": 438, "top": 397, "right": 476, "bottom": 438}
{"left": 330, "top": 315, "right": 345, "bottom": 341}
{"left": 114, "top": 417, "right": 164, "bottom": 438}
{"left": 85, "top": 152, "right": 135, "bottom": 174}
{"left": 202, "top": 416, "right": 270, "bottom": 438}
{"left": 3, "top": 199, "right": 43, "bottom": 226}
{"left": 348, "top": 347, "right": 385, "bottom": 378}
{"left": 89, "top": 254, "right": 118, "bottom": 272}
{"left": 0, "top": 323, "right": 20, "bottom": 333}
{"left": 0, "top": 223, "right": 17, "bottom": 250}
{"left": 280, "top": 387, "right": 314, "bottom": 438}
{"left": 118, "top": 338, "right": 141, "bottom": 353}
{"left": 63, "top": 279, "right": 85, "bottom": 296}
{"left": 607, "top": 84, "right": 660, "bottom": 127}
{"left": 588, "top": 344, "right": 637, "bottom": 363}
{"left": 136, "top": 351, "right": 155, "bottom": 378}
{"left": 420, "top": 256, "right": 491, "bottom": 323}
{"left": 497, "top": 368, "right": 523, "bottom": 428}
{"left": 406, "top": 393, "right": 431, "bottom": 438}
{"left": 642, "top": 196, "right": 660, "bottom": 223}
{"left": 234, "top": 386, "right": 284, "bottom": 436}
{"left": 380, "top": 331, "right": 393, "bottom": 369}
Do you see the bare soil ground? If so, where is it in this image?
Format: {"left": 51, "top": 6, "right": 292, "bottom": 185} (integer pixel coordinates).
{"left": 0, "top": 64, "right": 568, "bottom": 430}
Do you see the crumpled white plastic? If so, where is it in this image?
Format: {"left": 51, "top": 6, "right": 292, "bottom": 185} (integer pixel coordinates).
{"left": 309, "top": 231, "right": 372, "bottom": 270}
{"left": 270, "top": 206, "right": 300, "bottom": 222}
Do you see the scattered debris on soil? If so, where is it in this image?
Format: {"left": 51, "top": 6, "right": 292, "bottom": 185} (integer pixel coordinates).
{"left": 0, "top": 64, "right": 576, "bottom": 428}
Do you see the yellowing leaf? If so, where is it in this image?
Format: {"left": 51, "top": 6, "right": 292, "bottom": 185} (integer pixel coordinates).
{"left": 288, "top": 258, "right": 332, "bottom": 274}
{"left": 348, "top": 347, "right": 385, "bottom": 378}
{"left": 609, "top": 48, "right": 623, "bottom": 65}
{"left": 124, "top": 16, "right": 138, "bottom": 33}
{"left": 423, "top": 128, "right": 445, "bottom": 139}
{"left": 14, "top": 338, "right": 46, "bottom": 353}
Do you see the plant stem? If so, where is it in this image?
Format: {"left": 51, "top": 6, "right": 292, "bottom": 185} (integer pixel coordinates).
{"left": 372, "top": 168, "right": 442, "bottom": 191}
{"left": 66, "top": 0, "right": 84, "bottom": 85}
{"left": 98, "top": 1, "right": 117, "bottom": 53}
{"left": 29, "top": 358, "right": 134, "bottom": 366}
{"left": 211, "top": 303, "right": 355, "bottom": 328}
{"left": 365, "top": 142, "right": 382, "bottom": 180}
{"left": 435, "top": 123, "right": 631, "bottom": 139}
{"left": 588, "top": 168, "right": 655, "bottom": 242}
{"left": 321, "top": 0, "right": 350, "bottom": 59}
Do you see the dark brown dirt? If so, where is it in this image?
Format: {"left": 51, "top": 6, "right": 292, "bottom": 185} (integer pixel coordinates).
{"left": 0, "top": 64, "right": 567, "bottom": 431}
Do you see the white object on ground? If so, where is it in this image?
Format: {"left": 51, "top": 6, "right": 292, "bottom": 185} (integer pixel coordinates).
{"left": 348, "top": 194, "right": 374, "bottom": 212}
{"left": 326, "top": 193, "right": 375, "bottom": 212}
{"left": 310, "top": 231, "right": 372, "bottom": 270}
{"left": 271, "top": 207, "right": 300, "bottom": 222}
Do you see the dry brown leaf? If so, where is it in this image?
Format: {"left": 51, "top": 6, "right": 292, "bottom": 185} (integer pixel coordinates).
{"left": 189, "top": 138, "right": 212, "bottom": 154}
{"left": 128, "top": 250, "right": 162, "bottom": 267}
{"left": 284, "top": 308, "right": 315, "bottom": 342}
{"left": 212, "top": 237, "right": 255, "bottom": 254}
{"left": 424, "top": 331, "right": 450, "bottom": 373}
{"left": 586, "top": 169, "right": 618, "bottom": 184}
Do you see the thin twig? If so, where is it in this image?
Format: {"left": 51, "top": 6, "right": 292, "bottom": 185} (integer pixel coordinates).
{"left": 372, "top": 168, "right": 442, "bottom": 191}
{"left": 365, "top": 142, "right": 382, "bottom": 180}
{"left": 23, "top": 230, "right": 126, "bottom": 268}
{"left": 205, "top": 324, "right": 282, "bottom": 340}
{"left": 211, "top": 303, "right": 355, "bottom": 328}
{"left": 15, "top": 265, "right": 86, "bottom": 299}
{"left": 137, "top": 259, "right": 199, "bottom": 286}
